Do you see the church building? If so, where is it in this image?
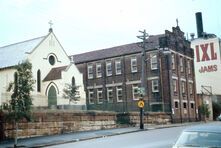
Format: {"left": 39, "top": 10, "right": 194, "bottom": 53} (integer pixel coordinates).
{"left": 0, "top": 28, "right": 86, "bottom": 110}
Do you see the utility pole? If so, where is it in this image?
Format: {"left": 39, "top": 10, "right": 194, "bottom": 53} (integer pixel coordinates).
{"left": 137, "top": 30, "right": 149, "bottom": 129}
{"left": 137, "top": 30, "right": 149, "bottom": 95}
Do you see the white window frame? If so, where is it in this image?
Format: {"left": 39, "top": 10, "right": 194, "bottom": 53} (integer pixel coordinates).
{"left": 88, "top": 64, "right": 93, "bottom": 79}
{"left": 106, "top": 61, "right": 112, "bottom": 76}
{"left": 150, "top": 54, "right": 158, "bottom": 70}
{"left": 190, "top": 102, "right": 194, "bottom": 109}
{"left": 180, "top": 56, "right": 184, "bottom": 72}
{"left": 132, "top": 84, "right": 139, "bottom": 100}
{"left": 116, "top": 86, "right": 123, "bottom": 102}
{"left": 152, "top": 79, "right": 159, "bottom": 92}
{"left": 183, "top": 102, "right": 187, "bottom": 109}
{"left": 171, "top": 54, "right": 175, "bottom": 69}
{"left": 97, "top": 88, "right": 103, "bottom": 104}
{"left": 181, "top": 81, "right": 185, "bottom": 93}
{"left": 189, "top": 82, "right": 193, "bottom": 95}
{"left": 107, "top": 87, "right": 113, "bottom": 103}
{"left": 131, "top": 57, "right": 137, "bottom": 73}
{"left": 88, "top": 89, "right": 94, "bottom": 104}
{"left": 96, "top": 63, "right": 102, "bottom": 78}
{"left": 173, "top": 79, "right": 177, "bottom": 92}
{"left": 115, "top": 60, "right": 122, "bottom": 75}
{"left": 174, "top": 101, "right": 179, "bottom": 109}
{"left": 187, "top": 60, "right": 191, "bottom": 74}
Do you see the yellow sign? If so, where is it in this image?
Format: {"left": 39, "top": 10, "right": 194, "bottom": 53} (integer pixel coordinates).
{"left": 138, "top": 100, "right": 145, "bottom": 108}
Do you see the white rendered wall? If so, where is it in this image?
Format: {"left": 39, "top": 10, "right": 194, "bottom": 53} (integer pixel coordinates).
{"left": 191, "top": 37, "right": 221, "bottom": 95}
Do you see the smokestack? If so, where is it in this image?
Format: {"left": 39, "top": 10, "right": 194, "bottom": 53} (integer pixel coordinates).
{"left": 195, "top": 12, "right": 204, "bottom": 38}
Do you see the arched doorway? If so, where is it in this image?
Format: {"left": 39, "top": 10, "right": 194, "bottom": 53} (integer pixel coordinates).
{"left": 48, "top": 85, "right": 57, "bottom": 107}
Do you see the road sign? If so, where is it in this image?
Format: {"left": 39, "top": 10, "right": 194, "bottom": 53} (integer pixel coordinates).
{"left": 138, "top": 100, "right": 145, "bottom": 108}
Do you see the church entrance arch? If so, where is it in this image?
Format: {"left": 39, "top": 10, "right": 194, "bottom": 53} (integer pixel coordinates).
{"left": 48, "top": 85, "right": 57, "bottom": 108}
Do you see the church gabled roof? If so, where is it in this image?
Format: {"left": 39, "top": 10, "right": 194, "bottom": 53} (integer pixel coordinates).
{"left": 43, "top": 66, "right": 68, "bottom": 81}
{"left": 0, "top": 36, "right": 45, "bottom": 69}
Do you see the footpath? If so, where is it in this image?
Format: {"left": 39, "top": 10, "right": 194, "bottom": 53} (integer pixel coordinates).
{"left": 0, "top": 122, "right": 203, "bottom": 148}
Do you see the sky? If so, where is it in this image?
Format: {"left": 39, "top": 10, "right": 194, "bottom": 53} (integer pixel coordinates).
{"left": 1, "top": 0, "right": 221, "bottom": 55}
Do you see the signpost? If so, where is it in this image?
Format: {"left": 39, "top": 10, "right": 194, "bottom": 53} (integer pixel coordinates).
{"left": 138, "top": 99, "right": 144, "bottom": 129}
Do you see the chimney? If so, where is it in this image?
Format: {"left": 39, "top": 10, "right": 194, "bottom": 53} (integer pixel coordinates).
{"left": 195, "top": 12, "right": 204, "bottom": 38}
{"left": 190, "top": 33, "right": 195, "bottom": 40}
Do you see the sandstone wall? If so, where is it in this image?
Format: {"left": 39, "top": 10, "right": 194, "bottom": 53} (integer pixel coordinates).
{"left": 1, "top": 111, "right": 171, "bottom": 140}
{"left": 2, "top": 111, "right": 117, "bottom": 139}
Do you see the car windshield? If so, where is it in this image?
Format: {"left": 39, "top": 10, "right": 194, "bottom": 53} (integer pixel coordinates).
{"left": 174, "top": 131, "right": 221, "bottom": 147}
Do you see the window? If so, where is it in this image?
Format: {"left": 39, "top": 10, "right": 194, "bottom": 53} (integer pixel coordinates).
{"left": 13, "top": 72, "right": 18, "bottom": 91}
{"left": 106, "top": 61, "right": 112, "bottom": 76}
{"left": 173, "top": 79, "right": 177, "bottom": 93}
{"left": 189, "top": 83, "right": 193, "bottom": 95}
{"left": 115, "top": 60, "right": 122, "bottom": 75}
{"left": 37, "top": 70, "right": 41, "bottom": 92}
{"left": 107, "top": 87, "right": 113, "bottom": 103}
{"left": 187, "top": 60, "right": 191, "bottom": 74}
{"left": 88, "top": 89, "right": 94, "bottom": 104}
{"left": 131, "top": 57, "right": 137, "bottom": 73}
{"left": 97, "top": 88, "right": 103, "bottom": 104}
{"left": 116, "top": 86, "right": 123, "bottom": 102}
{"left": 181, "top": 81, "right": 185, "bottom": 94}
{"left": 180, "top": 56, "right": 184, "bottom": 72}
{"left": 171, "top": 54, "right": 175, "bottom": 69}
{"left": 152, "top": 79, "right": 159, "bottom": 92}
{"left": 88, "top": 64, "right": 93, "bottom": 79}
{"left": 175, "top": 101, "right": 179, "bottom": 109}
{"left": 183, "top": 102, "right": 187, "bottom": 109}
{"left": 132, "top": 84, "right": 139, "bottom": 100}
{"left": 190, "top": 102, "right": 194, "bottom": 109}
{"left": 151, "top": 54, "right": 158, "bottom": 70}
{"left": 96, "top": 63, "right": 102, "bottom": 78}
{"left": 49, "top": 55, "right": 55, "bottom": 65}
{"left": 72, "top": 76, "right": 75, "bottom": 86}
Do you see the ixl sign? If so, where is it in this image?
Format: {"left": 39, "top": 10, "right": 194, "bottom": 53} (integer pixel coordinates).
{"left": 195, "top": 42, "right": 218, "bottom": 73}
{"left": 195, "top": 42, "right": 217, "bottom": 62}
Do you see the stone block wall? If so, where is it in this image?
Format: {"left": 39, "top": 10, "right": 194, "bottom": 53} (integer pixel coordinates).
{"left": 117, "top": 112, "right": 171, "bottom": 125}
{"left": 1, "top": 111, "right": 171, "bottom": 140}
{"left": 2, "top": 111, "right": 117, "bottom": 139}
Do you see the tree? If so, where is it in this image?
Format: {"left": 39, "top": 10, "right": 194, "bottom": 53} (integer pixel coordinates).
{"left": 63, "top": 83, "right": 80, "bottom": 104}
{"left": 6, "top": 61, "right": 34, "bottom": 147}
{"left": 198, "top": 102, "right": 210, "bottom": 121}
{"left": 212, "top": 101, "right": 221, "bottom": 120}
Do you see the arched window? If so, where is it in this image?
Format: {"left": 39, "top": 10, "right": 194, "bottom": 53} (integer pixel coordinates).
{"left": 14, "top": 72, "right": 18, "bottom": 94}
{"left": 37, "top": 70, "right": 41, "bottom": 92}
{"left": 14, "top": 72, "right": 18, "bottom": 84}
{"left": 72, "top": 76, "right": 75, "bottom": 86}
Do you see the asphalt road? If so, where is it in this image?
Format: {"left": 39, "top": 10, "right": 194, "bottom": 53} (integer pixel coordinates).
{"left": 48, "top": 125, "right": 188, "bottom": 148}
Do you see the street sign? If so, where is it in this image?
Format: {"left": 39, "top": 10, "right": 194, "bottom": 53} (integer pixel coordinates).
{"left": 138, "top": 100, "right": 145, "bottom": 108}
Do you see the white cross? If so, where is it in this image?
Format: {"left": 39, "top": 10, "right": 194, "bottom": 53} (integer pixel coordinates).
{"left": 48, "top": 20, "right": 53, "bottom": 28}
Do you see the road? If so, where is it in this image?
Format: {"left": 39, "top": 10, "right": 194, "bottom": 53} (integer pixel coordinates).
{"left": 48, "top": 125, "right": 188, "bottom": 148}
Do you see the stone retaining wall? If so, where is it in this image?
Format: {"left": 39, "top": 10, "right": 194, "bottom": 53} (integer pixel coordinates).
{"left": 2, "top": 111, "right": 117, "bottom": 139}
{"left": 1, "top": 111, "right": 171, "bottom": 140}
{"left": 117, "top": 112, "right": 171, "bottom": 125}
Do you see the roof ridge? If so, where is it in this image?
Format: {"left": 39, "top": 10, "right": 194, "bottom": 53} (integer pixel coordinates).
{"left": 71, "top": 34, "right": 165, "bottom": 56}
{"left": 72, "top": 42, "right": 139, "bottom": 56}
{"left": 0, "top": 36, "right": 45, "bottom": 49}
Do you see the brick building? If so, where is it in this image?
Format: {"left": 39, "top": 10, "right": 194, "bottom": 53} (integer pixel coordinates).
{"left": 71, "top": 26, "right": 198, "bottom": 122}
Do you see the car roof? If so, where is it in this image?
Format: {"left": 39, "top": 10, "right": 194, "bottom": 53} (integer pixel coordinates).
{"left": 184, "top": 123, "right": 221, "bottom": 133}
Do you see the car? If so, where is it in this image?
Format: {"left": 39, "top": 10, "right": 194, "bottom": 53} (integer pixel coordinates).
{"left": 217, "top": 114, "right": 221, "bottom": 121}
{"left": 173, "top": 123, "right": 221, "bottom": 148}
